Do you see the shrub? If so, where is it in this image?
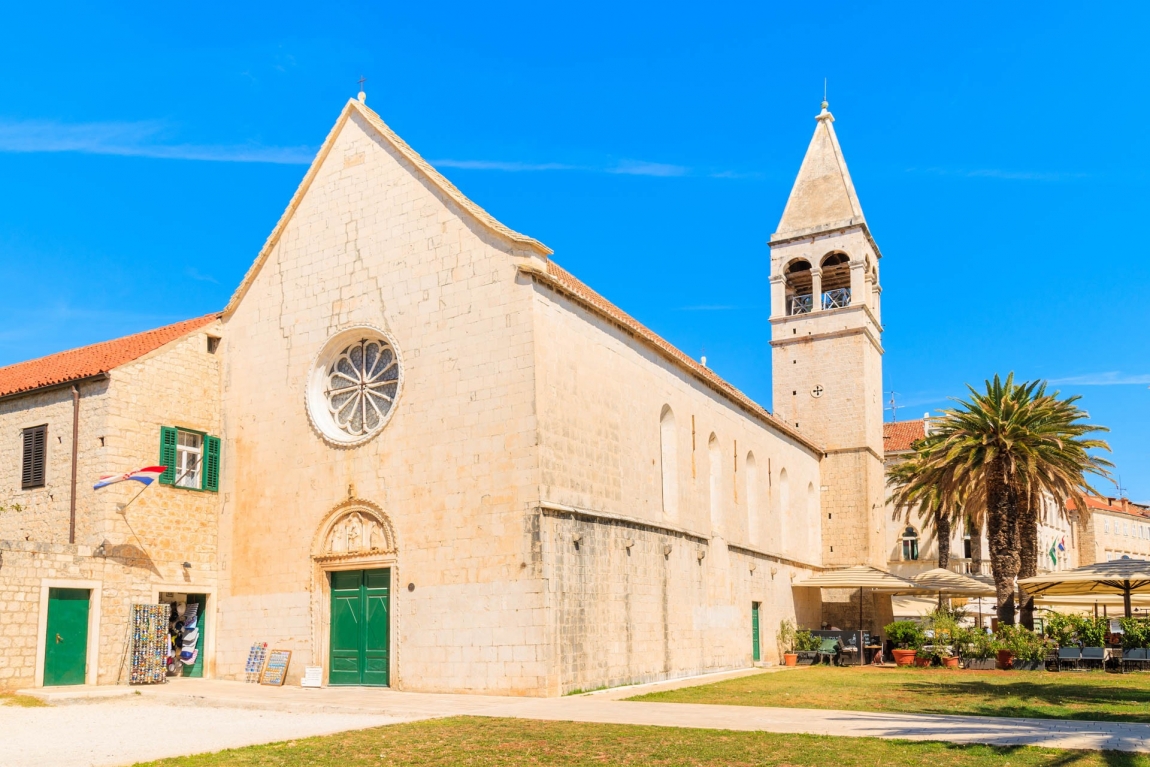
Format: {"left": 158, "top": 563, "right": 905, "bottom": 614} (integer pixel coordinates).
{"left": 777, "top": 619, "right": 797, "bottom": 655}
{"left": 885, "top": 620, "right": 924, "bottom": 650}
{"left": 1079, "top": 616, "right": 1107, "bottom": 648}
{"left": 1120, "top": 617, "right": 1150, "bottom": 649}
{"left": 1044, "top": 611, "right": 1078, "bottom": 647}
{"left": 956, "top": 627, "right": 997, "bottom": 660}
{"left": 997, "top": 625, "right": 1050, "bottom": 662}
{"left": 795, "top": 629, "right": 821, "bottom": 652}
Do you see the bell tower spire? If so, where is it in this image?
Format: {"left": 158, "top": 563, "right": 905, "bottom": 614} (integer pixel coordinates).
{"left": 768, "top": 102, "right": 885, "bottom": 568}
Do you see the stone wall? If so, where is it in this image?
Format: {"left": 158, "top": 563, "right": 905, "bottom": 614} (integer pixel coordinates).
{"left": 0, "top": 322, "right": 222, "bottom": 688}
{"left": 216, "top": 110, "right": 546, "bottom": 692}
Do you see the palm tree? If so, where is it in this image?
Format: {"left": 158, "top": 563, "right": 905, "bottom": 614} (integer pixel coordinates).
{"left": 888, "top": 451, "right": 952, "bottom": 570}
{"left": 901, "top": 375, "right": 1110, "bottom": 626}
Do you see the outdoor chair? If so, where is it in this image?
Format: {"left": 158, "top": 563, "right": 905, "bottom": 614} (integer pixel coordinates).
{"left": 1081, "top": 647, "right": 1106, "bottom": 670}
{"left": 816, "top": 637, "right": 842, "bottom": 666}
{"left": 1123, "top": 648, "right": 1148, "bottom": 673}
{"left": 1057, "top": 647, "right": 1081, "bottom": 671}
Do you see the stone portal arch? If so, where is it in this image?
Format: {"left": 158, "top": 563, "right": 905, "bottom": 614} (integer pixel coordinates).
{"left": 312, "top": 498, "right": 398, "bottom": 563}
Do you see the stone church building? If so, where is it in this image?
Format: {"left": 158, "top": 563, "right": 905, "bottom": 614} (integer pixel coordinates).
{"left": 1, "top": 97, "right": 892, "bottom": 694}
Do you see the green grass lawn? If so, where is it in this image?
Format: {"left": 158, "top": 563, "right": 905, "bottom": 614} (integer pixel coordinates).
{"left": 132, "top": 716, "right": 1144, "bottom": 767}
{"left": 631, "top": 666, "right": 1150, "bottom": 723}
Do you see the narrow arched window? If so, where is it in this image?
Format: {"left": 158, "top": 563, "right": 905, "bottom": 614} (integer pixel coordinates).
{"left": 778, "top": 467, "right": 790, "bottom": 550}
{"left": 819, "top": 253, "right": 851, "bottom": 309}
{"left": 746, "top": 452, "right": 759, "bottom": 546}
{"left": 659, "top": 405, "right": 678, "bottom": 520}
{"left": 807, "top": 481, "right": 819, "bottom": 553}
{"left": 901, "top": 525, "right": 920, "bottom": 561}
{"left": 708, "top": 433, "right": 721, "bottom": 532}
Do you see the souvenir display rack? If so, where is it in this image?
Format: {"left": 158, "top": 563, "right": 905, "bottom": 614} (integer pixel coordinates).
{"left": 129, "top": 603, "right": 170, "bottom": 685}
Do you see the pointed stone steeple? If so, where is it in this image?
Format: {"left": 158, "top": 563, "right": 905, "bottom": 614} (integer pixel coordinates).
{"left": 772, "top": 101, "right": 866, "bottom": 241}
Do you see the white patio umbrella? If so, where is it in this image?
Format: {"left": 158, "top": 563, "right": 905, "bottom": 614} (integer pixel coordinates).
{"left": 1019, "top": 559, "right": 1150, "bottom": 618}
{"left": 794, "top": 566, "right": 921, "bottom": 665}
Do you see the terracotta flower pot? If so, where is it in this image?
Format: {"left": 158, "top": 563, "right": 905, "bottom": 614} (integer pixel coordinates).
{"left": 941, "top": 655, "right": 960, "bottom": 669}
{"left": 914, "top": 654, "right": 933, "bottom": 667}
{"left": 784, "top": 653, "right": 798, "bottom": 667}
{"left": 892, "top": 649, "right": 917, "bottom": 667}
{"left": 996, "top": 649, "right": 1014, "bottom": 670}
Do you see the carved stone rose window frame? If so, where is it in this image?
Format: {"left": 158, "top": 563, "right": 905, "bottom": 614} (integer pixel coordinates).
{"left": 306, "top": 325, "right": 404, "bottom": 447}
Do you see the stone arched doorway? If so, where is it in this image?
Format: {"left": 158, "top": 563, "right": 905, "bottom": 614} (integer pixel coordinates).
{"left": 310, "top": 499, "right": 398, "bottom": 687}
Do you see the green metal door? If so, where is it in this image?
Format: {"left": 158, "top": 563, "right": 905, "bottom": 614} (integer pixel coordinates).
{"left": 182, "top": 593, "right": 207, "bottom": 678}
{"left": 44, "top": 588, "right": 90, "bottom": 686}
{"left": 751, "top": 602, "right": 761, "bottom": 662}
{"left": 329, "top": 569, "right": 389, "bottom": 686}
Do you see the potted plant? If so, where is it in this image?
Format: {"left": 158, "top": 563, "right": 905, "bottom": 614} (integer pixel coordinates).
{"left": 957, "top": 627, "right": 997, "bottom": 670}
{"left": 778, "top": 620, "right": 798, "bottom": 667}
{"left": 997, "top": 625, "right": 1050, "bottom": 671}
{"left": 885, "top": 620, "right": 923, "bottom": 666}
{"left": 927, "top": 610, "right": 961, "bottom": 669}
{"left": 795, "top": 629, "right": 820, "bottom": 665}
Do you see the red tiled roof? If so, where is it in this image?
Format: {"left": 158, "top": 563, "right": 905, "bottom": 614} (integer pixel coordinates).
{"left": 0, "top": 314, "right": 220, "bottom": 398}
{"left": 532, "top": 260, "right": 821, "bottom": 453}
{"left": 1066, "top": 495, "right": 1150, "bottom": 519}
{"left": 884, "top": 419, "right": 926, "bottom": 453}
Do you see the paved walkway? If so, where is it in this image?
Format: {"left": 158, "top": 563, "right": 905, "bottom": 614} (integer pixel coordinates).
{"left": 9, "top": 669, "right": 1150, "bottom": 765}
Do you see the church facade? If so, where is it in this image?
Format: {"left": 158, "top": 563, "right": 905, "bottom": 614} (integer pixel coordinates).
{"left": 1, "top": 97, "right": 889, "bottom": 694}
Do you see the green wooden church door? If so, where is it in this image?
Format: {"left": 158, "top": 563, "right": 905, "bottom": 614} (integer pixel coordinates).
{"left": 330, "top": 569, "right": 390, "bottom": 686}
{"left": 751, "top": 602, "right": 761, "bottom": 662}
{"left": 44, "top": 588, "right": 90, "bottom": 686}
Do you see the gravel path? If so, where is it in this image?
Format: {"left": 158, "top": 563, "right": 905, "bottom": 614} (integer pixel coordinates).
{"left": 0, "top": 698, "right": 404, "bottom": 767}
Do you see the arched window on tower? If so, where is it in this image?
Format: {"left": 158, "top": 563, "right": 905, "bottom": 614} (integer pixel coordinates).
{"left": 746, "top": 452, "right": 759, "bottom": 545}
{"left": 783, "top": 260, "right": 813, "bottom": 315}
{"left": 708, "top": 433, "right": 721, "bottom": 532}
{"left": 820, "top": 253, "right": 851, "bottom": 309}
{"left": 778, "top": 466, "right": 790, "bottom": 551}
{"left": 659, "top": 405, "right": 678, "bottom": 521}
{"left": 901, "top": 526, "right": 920, "bottom": 561}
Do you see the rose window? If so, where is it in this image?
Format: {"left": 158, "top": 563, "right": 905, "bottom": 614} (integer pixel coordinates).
{"left": 326, "top": 339, "right": 399, "bottom": 436}
{"left": 307, "top": 327, "right": 403, "bottom": 446}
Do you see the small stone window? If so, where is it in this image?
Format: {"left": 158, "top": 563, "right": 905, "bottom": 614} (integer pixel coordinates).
{"left": 175, "top": 430, "right": 203, "bottom": 489}
{"left": 901, "top": 526, "right": 919, "bottom": 561}
{"left": 21, "top": 424, "right": 47, "bottom": 489}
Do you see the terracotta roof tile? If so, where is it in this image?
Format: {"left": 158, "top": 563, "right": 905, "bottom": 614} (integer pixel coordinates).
{"left": 0, "top": 314, "right": 220, "bottom": 398}
{"left": 883, "top": 419, "right": 926, "bottom": 453}
{"left": 532, "top": 260, "right": 821, "bottom": 453}
{"left": 1066, "top": 495, "right": 1150, "bottom": 519}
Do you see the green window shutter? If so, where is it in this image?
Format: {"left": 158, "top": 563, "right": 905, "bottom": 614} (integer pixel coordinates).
{"left": 203, "top": 435, "right": 220, "bottom": 492}
{"left": 159, "top": 427, "right": 178, "bottom": 485}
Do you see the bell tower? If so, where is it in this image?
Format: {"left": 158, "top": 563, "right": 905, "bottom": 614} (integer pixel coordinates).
{"left": 769, "top": 101, "right": 886, "bottom": 568}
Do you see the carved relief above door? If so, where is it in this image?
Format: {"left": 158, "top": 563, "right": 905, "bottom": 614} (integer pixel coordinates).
{"left": 312, "top": 500, "right": 397, "bottom": 563}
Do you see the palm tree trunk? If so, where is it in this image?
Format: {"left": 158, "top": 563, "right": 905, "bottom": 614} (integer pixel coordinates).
{"left": 935, "top": 504, "right": 951, "bottom": 570}
{"left": 969, "top": 514, "right": 984, "bottom": 576}
{"left": 1018, "top": 488, "right": 1040, "bottom": 630}
{"left": 986, "top": 460, "right": 1019, "bottom": 626}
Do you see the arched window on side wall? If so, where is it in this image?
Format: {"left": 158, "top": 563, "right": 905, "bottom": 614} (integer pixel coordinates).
{"left": 807, "top": 481, "right": 819, "bottom": 553}
{"left": 902, "top": 526, "right": 920, "bottom": 561}
{"left": 746, "top": 452, "right": 758, "bottom": 545}
{"left": 708, "top": 433, "right": 721, "bottom": 532}
{"left": 778, "top": 467, "right": 790, "bottom": 551}
{"left": 659, "top": 405, "right": 678, "bottom": 520}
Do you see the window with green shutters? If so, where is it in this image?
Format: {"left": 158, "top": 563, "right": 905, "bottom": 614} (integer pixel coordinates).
{"left": 158, "top": 426, "right": 221, "bottom": 492}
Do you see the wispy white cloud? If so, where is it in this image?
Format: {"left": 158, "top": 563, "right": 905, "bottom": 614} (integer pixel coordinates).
{"left": 433, "top": 156, "right": 697, "bottom": 178}
{"left": 608, "top": 159, "right": 689, "bottom": 177}
{"left": 907, "top": 166, "right": 1089, "bottom": 182}
{"left": 185, "top": 267, "right": 219, "bottom": 284}
{"left": 430, "top": 159, "right": 581, "bottom": 172}
{"left": 0, "top": 118, "right": 314, "bottom": 164}
{"left": 1049, "top": 372, "right": 1150, "bottom": 386}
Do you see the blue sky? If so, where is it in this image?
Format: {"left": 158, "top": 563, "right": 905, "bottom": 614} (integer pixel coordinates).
{"left": 1, "top": 2, "right": 1147, "bottom": 498}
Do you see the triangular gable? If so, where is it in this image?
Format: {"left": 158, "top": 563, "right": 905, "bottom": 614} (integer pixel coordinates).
{"left": 773, "top": 105, "right": 866, "bottom": 240}
{"left": 223, "top": 98, "right": 552, "bottom": 317}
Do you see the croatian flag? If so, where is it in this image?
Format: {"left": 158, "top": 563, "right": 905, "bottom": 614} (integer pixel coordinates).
{"left": 94, "top": 466, "right": 167, "bottom": 490}
{"left": 1058, "top": 537, "right": 1066, "bottom": 552}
